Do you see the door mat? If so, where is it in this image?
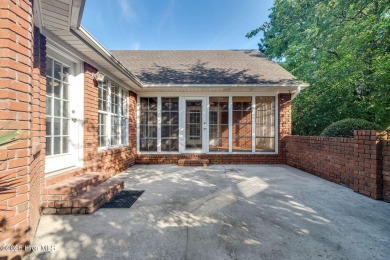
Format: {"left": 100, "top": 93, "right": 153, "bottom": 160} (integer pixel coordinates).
{"left": 101, "top": 190, "right": 144, "bottom": 208}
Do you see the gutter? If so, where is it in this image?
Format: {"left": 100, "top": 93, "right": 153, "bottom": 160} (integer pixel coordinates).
{"left": 70, "top": 26, "right": 143, "bottom": 89}
{"left": 142, "top": 83, "right": 309, "bottom": 88}
{"left": 291, "top": 85, "right": 302, "bottom": 100}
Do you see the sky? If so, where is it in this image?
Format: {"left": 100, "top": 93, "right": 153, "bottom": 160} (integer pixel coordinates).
{"left": 81, "top": 0, "right": 274, "bottom": 50}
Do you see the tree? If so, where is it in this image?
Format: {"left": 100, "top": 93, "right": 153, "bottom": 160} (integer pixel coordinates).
{"left": 247, "top": 0, "right": 390, "bottom": 135}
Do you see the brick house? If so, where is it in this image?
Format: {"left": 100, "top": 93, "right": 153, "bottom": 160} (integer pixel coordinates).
{"left": 0, "top": 0, "right": 310, "bottom": 256}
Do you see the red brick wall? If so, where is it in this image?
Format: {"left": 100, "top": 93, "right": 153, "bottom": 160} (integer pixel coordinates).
{"left": 29, "top": 26, "right": 46, "bottom": 245}
{"left": 83, "top": 63, "right": 136, "bottom": 174}
{"left": 352, "top": 130, "right": 386, "bottom": 199}
{"left": 285, "top": 130, "right": 389, "bottom": 201}
{"left": 285, "top": 136, "right": 354, "bottom": 186}
{"left": 382, "top": 139, "right": 390, "bottom": 202}
{"left": 0, "top": 0, "right": 38, "bottom": 258}
{"left": 136, "top": 153, "right": 285, "bottom": 164}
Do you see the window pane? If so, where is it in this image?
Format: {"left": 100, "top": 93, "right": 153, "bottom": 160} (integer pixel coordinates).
{"left": 63, "top": 66, "right": 69, "bottom": 83}
{"left": 62, "top": 101, "right": 69, "bottom": 117}
{"left": 62, "top": 136, "right": 69, "bottom": 153}
{"left": 232, "top": 97, "right": 252, "bottom": 152}
{"left": 148, "top": 112, "right": 157, "bottom": 124}
{"left": 54, "top": 99, "right": 61, "bottom": 117}
{"left": 46, "top": 98, "right": 52, "bottom": 116}
{"left": 98, "top": 113, "right": 107, "bottom": 147}
{"left": 46, "top": 58, "right": 53, "bottom": 77}
{"left": 149, "top": 98, "right": 157, "bottom": 109}
{"left": 140, "top": 98, "right": 149, "bottom": 110}
{"left": 54, "top": 61, "right": 61, "bottom": 80}
{"left": 63, "top": 119, "right": 69, "bottom": 135}
{"left": 161, "top": 139, "right": 178, "bottom": 152}
{"left": 54, "top": 118, "right": 61, "bottom": 135}
{"left": 209, "top": 97, "right": 229, "bottom": 152}
{"left": 46, "top": 117, "right": 52, "bottom": 136}
{"left": 255, "top": 96, "right": 275, "bottom": 152}
{"left": 46, "top": 80, "right": 53, "bottom": 96}
{"left": 53, "top": 81, "right": 61, "bottom": 99}
{"left": 256, "top": 137, "right": 275, "bottom": 151}
{"left": 54, "top": 137, "right": 61, "bottom": 154}
{"left": 140, "top": 139, "right": 148, "bottom": 151}
{"left": 148, "top": 139, "right": 157, "bottom": 151}
{"left": 46, "top": 137, "right": 52, "bottom": 156}
{"left": 46, "top": 58, "right": 71, "bottom": 156}
{"left": 161, "top": 125, "right": 169, "bottom": 138}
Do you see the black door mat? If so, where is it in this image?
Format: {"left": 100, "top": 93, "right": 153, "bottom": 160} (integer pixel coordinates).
{"left": 101, "top": 190, "right": 144, "bottom": 208}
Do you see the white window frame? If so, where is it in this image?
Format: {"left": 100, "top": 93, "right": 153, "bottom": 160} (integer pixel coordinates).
{"left": 137, "top": 93, "right": 279, "bottom": 155}
{"left": 98, "top": 79, "right": 129, "bottom": 150}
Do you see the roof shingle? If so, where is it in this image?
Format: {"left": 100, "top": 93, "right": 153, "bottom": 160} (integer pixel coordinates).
{"left": 110, "top": 50, "right": 301, "bottom": 85}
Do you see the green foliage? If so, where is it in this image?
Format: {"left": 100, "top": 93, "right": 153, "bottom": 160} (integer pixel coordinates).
{"left": 247, "top": 0, "right": 390, "bottom": 135}
{"left": 0, "top": 130, "right": 23, "bottom": 147}
{"left": 320, "top": 118, "right": 381, "bottom": 137}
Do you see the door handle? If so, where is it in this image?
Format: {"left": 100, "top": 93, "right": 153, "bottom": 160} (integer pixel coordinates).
{"left": 71, "top": 118, "right": 77, "bottom": 123}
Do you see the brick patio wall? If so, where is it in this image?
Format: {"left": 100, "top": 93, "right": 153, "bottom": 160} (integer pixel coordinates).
{"left": 285, "top": 136, "right": 354, "bottom": 186}
{"left": 285, "top": 130, "right": 389, "bottom": 200}
{"left": 382, "top": 139, "right": 390, "bottom": 202}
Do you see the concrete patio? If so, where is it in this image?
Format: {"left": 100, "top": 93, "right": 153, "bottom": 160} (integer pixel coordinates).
{"left": 32, "top": 165, "right": 390, "bottom": 260}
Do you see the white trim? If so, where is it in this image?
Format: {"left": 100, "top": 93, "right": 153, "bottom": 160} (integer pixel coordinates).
{"left": 228, "top": 96, "right": 233, "bottom": 153}
{"left": 33, "top": 0, "right": 43, "bottom": 30}
{"left": 157, "top": 97, "right": 162, "bottom": 152}
{"left": 142, "top": 83, "right": 309, "bottom": 88}
{"left": 275, "top": 96, "right": 279, "bottom": 154}
{"left": 71, "top": 26, "right": 143, "bottom": 88}
{"left": 45, "top": 51, "right": 84, "bottom": 173}
{"left": 251, "top": 96, "right": 256, "bottom": 152}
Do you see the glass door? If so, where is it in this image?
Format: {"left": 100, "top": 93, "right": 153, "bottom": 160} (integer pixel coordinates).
{"left": 45, "top": 57, "right": 77, "bottom": 173}
{"left": 184, "top": 98, "right": 206, "bottom": 152}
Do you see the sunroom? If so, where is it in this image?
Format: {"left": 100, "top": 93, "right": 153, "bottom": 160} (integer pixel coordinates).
{"left": 110, "top": 50, "right": 307, "bottom": 156}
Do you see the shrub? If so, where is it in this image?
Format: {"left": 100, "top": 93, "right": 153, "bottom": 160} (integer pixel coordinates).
{"left": 320, "top": 118, "right": 381, "bottom": 138}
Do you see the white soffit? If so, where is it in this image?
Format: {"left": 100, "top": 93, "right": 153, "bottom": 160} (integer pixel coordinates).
{"left": 36, "top": 0, "right": 142, "bottom": 92}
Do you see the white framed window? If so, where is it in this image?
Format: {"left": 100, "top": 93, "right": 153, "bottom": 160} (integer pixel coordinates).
{"left": 255, "top": 97, "right": 275, "bottom": 152}
{"left": 137, "top": 95, "right": 277, "bottom": 154}
{"left": 139, "top": 97, "right": 158, "bottom": 151}
{"left": 46, "top": 57, "right": 71, "bottom": 156}
{"left": 98, "top": 79, "right": 129, "bottom": 149}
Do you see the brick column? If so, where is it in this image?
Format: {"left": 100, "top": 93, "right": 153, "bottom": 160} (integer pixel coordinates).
{"left": 0, "top": 0, "right": 36, "bottom": 256}
{"left": 83, "top": 63, "right": 99, "bottom": 170}
{"left": 382, "top": 138, "right": 390, "bottom": 201}
{"left": 278, "top": 93, "right": 292, "bottom": 161}
{"left": 129, "top": 91, "right": 137, "bottom": 153}
{"left": 353, "top": 130, "right": 386, "bottom": 199}
{"left": 30, "top": 26, "right": 46, "bottom": 241}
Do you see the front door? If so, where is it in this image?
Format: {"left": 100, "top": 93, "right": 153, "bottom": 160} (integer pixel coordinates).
{"left": 45, "top": 56, "right": 79, "bottom": 173}
{"left": 183, "top": 98, "right": 207, "bottom": 152}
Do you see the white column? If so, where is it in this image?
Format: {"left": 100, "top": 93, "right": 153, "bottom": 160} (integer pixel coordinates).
{"left": 251, "top": 96, "right": 256, "bottom": 152}
{"left": 157, "top": 96, "right": 162, "bottom": 152}
{"left": 228, "top": 96, "right": 233, "bottom": 153}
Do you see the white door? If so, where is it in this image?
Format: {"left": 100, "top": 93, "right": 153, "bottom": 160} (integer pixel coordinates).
{"left": 45, "top": 56, "right": 79, "bottom": 173}
{"left": 181, "top": 97, "right": 207, "bottom": 153}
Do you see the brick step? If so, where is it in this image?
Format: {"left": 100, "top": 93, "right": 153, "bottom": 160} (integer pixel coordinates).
{"left": 177, "top": 159, "right": 209, "bottom": 166}
{"left": 41, "top": 179, "right": 124, "bottom": 215}
{"left": 43, "top": 172, "right": 111, "bottom": 198}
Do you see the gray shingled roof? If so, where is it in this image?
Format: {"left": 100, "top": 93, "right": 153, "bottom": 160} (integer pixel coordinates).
{"left": 110, "top": 50, "right": 301, "bottom": 85}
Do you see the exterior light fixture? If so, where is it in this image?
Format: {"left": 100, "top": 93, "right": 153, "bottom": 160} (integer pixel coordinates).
{"left": 93, "top": 72, "right": 105, "bottom": 82}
